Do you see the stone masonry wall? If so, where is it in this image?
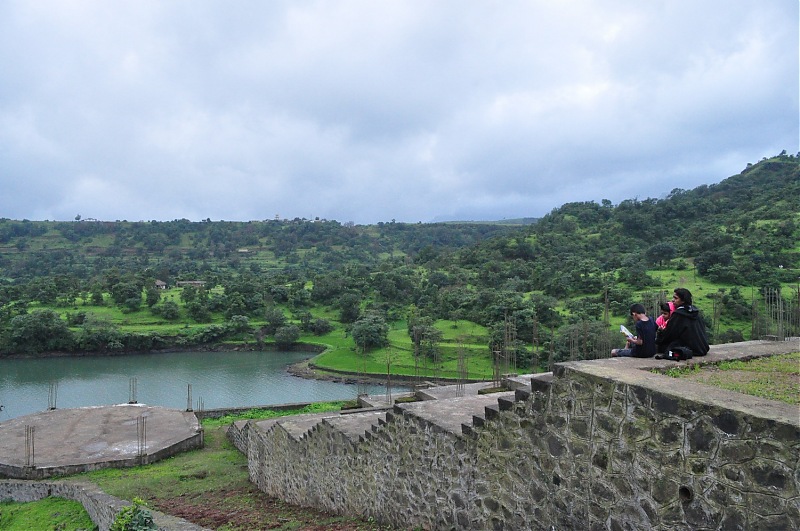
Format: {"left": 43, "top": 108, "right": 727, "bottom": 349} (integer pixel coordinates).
{"left": 244, "top": 341, "right": 800, "bottom": 530}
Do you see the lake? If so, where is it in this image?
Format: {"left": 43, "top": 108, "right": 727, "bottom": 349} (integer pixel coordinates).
{"left": 0, "top": 350, "right": 406, "bottom": 421}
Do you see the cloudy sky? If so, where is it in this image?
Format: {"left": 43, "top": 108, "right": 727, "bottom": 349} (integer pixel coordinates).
{"left": 1, "top": 1, "right": 797, "bottom": 224}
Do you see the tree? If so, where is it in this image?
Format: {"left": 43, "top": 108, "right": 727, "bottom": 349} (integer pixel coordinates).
{"left": 145, "top": 285, "right": 161, "bottom": 307}
{"left": 413, "top": 321, "right": 443, "bottom": 360}
{"left": 310, "top": 318, "right": 333, "bottom": 335}
{"left": 226, "top": 315, "right": 252, "bottom": 336}
{"left": 351, "top": 312, "right": 389, "bottom": 351}
{"left": 76, "top": 315, "right": 124, "bottom": 351}
{"left": 224, "top": 293, "right": 248, "bottom": 319}
{"left": 8, "top": 310, "right": 74, "bottom": 354}
{"left": 89, "top": 285, "right": 105, "bottom": 306}
{"left": 186, "top": 300, "right": 212, "bottom": 323}
{"left": 274, "top": 324, "right": 301, "bottom": 349}
{"left": 263, "top": 306, "right": 288, "bottom": 335}
{"left": 338, "top": 292, "right": 362, "bottom": 323}
{"left": 645, "top": 242, "right": 677, "bottom": 267}
{"left": 158, "top": 300, "right": 181, "bottom": 321}
{"left": 110, "top": 281, "right": 143, "bottom": 310}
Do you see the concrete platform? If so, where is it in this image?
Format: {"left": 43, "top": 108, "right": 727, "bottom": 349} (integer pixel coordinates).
{"left": 0, "top": 404, "right": 203, "bottom": 479}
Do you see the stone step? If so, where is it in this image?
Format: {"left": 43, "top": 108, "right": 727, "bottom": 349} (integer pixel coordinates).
{"left": 502, "top": 372, "right": 553, "bottom": 391}
{"left": 256, "top": 412, "right": 334, "bottom": 441}
{"left": 530, "top": 372, "right": 554, "bottom": 393}
{"left": 415, "top": 381, "right": 500, "bottom": 401}
{"left": 322, "top": 410, "right": 389, "bottom": 443}
{"left": 395, "top": 392, "right": 516, "bottom": 436}
{"left": 503, "top": 373, "right": 534, "bottom": 390}
{"left": 358, "top": 392, "right": 415, "bottom": 408}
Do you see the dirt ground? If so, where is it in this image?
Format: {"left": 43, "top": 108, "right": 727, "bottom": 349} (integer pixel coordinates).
{"left": 154, "top": 486, "right": 393, "bottom": 530}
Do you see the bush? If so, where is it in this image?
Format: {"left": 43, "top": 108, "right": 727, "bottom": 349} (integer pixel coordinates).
{"left": 111, "top": 497, "right": 157, "bottom": 531}
{"left": 157, "top": 300, "right": 181, "bottom": 321}
{"left": 310, "top": 318, "right": 333, "bottom": 335}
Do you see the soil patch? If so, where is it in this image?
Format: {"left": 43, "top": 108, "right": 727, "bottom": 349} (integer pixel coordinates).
{"left": 155, "top": 487, "right": 387, "bottom": 530}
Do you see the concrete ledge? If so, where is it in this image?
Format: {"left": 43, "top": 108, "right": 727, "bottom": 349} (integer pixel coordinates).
{"left": 558, "top": 339, "right": 800, "bottom": 426}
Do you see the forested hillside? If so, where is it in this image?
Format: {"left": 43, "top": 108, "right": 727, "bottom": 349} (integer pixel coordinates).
{"left": 0, "top": 153, "right": 797, "bottom": 374}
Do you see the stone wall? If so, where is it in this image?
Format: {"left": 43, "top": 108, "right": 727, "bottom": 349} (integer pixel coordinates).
{"left": 241, "top": 340, "right": 800, "bottom": 530}
{"left": 0, "top": 479, "right": 208, "bottom": 531}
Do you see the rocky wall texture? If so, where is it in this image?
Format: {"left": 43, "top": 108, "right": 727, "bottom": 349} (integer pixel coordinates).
{"left": 242, "top": 341, "right": 800, "bottom": 530}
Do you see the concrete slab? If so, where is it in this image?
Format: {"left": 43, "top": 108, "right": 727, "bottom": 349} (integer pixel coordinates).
{"left": 0, "top": 404, "right": 203, "bottom": 479}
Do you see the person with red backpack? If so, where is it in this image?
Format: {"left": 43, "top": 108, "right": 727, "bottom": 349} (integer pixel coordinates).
{"left": 656, "top": 288, "right": 709, "bottom": 360}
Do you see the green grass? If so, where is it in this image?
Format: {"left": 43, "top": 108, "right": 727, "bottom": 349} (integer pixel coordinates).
{"left": 202, "top": 402, "right": 348, "bottom": 428}
{"left": 302, "top": 317, "right": 497, "bottom": 380}
{"left": 0, "top": 497, "right": 96, "bottom": 530}
{"left": 328, "top": 333, "right": 494, "bottom": 379}
{"left": 663, "top": 352, "right": 800, "bottom": 404}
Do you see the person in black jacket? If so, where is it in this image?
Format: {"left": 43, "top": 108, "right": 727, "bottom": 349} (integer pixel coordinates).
{"left": 656, "top": 288, "right": 710, "bottom": 358}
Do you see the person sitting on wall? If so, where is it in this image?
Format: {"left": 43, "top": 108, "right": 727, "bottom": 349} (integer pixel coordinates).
{"left": 655, "top": 301, "right": 673, "bottom": 354}
{"left": 611, "top": 303, "right": 657, "bottom": 358}
{"left": 656, "top": 288, "right": 710, "bottom": 359}
{"left": 655, "top": 301, "right": 674, "bottom": 329}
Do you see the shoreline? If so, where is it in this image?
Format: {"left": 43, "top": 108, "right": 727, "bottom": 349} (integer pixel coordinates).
{"left": 286, "top": 358, "right": 489, "bottom": 387}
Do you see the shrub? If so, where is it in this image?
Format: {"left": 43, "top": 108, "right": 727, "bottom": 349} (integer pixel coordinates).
{"left": 111, "top": 497, "right": 157, "bottom": 531}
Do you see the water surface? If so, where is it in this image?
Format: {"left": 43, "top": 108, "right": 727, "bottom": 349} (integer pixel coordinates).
{"left": 0, "top": 351, "right": 404, "bottom": 421}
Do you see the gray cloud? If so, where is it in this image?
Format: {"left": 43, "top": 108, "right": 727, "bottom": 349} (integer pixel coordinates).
{"left": 0, "top": 1, "right": 796, "bottom": 224}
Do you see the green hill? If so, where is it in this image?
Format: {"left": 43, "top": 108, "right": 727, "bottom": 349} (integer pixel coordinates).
{"left": 0, "top": 153, "right": 797, "bottom": 374}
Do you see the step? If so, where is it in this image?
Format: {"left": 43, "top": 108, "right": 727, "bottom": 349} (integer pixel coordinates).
{"left": 358, "top": 392, "right": 415, "bottom": 408}
{"left": 415, "top": 381, "right": 499, "bottom": 401}
{"left": 322, "top": 410, "right": 389, "bottom": 443}
{"left": 396, "top": 392, "right": 516, "bottom": 435}
{"left": 256, "top": 412, "right": 335, "bottom": 441}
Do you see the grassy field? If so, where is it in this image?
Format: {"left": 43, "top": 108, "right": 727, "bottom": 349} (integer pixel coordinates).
{"left": 0, "top": 497, "right": 95, "bottom": 530}
{"left": 310, "top": 318, "right": 496, "bottom": 380}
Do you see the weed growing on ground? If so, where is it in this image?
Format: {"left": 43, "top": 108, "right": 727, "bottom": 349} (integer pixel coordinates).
{"left": 662, "top": 352, "right": 799, "bottom": 404}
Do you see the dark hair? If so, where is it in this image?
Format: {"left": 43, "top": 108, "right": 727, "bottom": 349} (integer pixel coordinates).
{"left": 630, "top": 303, "right": 646, "bottom": 315}
{"left": 674, "top": 288, "right": 692, "bottom": 306}
{"left": 660, "top": 302, "right": 671, "bottom": 312}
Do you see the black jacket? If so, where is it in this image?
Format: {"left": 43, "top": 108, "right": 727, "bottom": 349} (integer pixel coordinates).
{"left": 656, "top": 305, "right": 710, "bottom": 356}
